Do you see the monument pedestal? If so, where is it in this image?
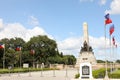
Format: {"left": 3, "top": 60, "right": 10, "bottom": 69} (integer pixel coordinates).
{"left": 79, "top": 62, "right": 93, "bottom": 79}
{"left": 75, "top": 51, "right": 97, "bottom": 68}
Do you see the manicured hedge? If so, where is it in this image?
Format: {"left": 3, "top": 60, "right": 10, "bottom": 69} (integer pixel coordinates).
{"left": 109, "top": 69, "right": 120, "bottom": 78}
{"left": 109, "top": 73, "right": 120, "bottom": 78}
{"left": 92, "top": 68, "right": 106, "bottom": 78}
{"left": 0, "top": 68, "right": 58, "bottom": 74}
{"left": 75, "top": 68, "right": 120, "bottom": 79}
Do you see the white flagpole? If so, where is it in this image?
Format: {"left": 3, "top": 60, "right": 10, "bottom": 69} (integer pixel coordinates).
{"left": 104, "top": 25, "right": 109, "bottom": 79}
{"left": 109, "top": 35, "right": 113, "bottom": 73}
{"left": 112, "top": 43, "right": 114, "bottom": 71}
{"left": 114, "top": 45, "right": 117, "bottom": 70}
{"left": 3, "top": 44, "right": 5, "bottom": 69}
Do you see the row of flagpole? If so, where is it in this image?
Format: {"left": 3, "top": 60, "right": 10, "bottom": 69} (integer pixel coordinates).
{"left": 0, "top": 44, "right": 36, "bottom": 69}
{"left": 104, "top": 13, "right": 117, "bottom": 78}
{"left": 0, "top": 43, "right": 6, "bottom": 69}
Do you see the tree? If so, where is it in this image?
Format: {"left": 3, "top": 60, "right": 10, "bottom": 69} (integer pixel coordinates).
{"left": 97, "top": 60, "right": 105, "bottom": 63}
{"left": 25, "top": 35, "right": 58, "bottom": 64}
{"left": 0, "top": 36, "right": 77, "bottom": 68}
{"left": 5, "top": 49, "right": 19, "bottom": 67}
{"left": 0, "top": 37, "right": 25, "bottom": 68}
{"left": 62, "top": 55, "right": 76, "bottom": 65}
{"left": 116, "top": 60, "right": 120, "bottom": 63}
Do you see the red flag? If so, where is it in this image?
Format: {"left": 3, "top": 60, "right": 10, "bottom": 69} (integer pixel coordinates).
{"left": 0, "top": 44, "right": 5, "bottom": 49}
{"left": 112, "top": 37, "right": 115, "bottom": 45}
{"left": 16, "top": 46, "right": 21, "bottom": 51}
{"left": 30, "top": 49, "right": 35, "bottom": 55}
{"left": 109, "top": 24, "right": 114, "bottom": 35}
{"left": 104, "top": 13, "right": 112, "bottom": 25}
{"left": 105, "top": 19, "right": 112, "bottom": 25}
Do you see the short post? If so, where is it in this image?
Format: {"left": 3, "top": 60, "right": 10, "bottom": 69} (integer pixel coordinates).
{"left": 65, "top": 65, "right": 68, "bottom": 77}
{"left": 8, "top": 66, "right": 12, "bottom": 76}
{"left": 40, "top": 63, "right": 44, "bottom": 77}
{"left": 29, "top": 68, "right": 31, "bottom": 77}
{"left": 53, "top": 64, "right": 56, "bottom": 77}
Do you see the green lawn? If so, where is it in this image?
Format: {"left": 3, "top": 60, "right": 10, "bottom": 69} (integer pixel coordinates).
{"left": 112, "top": 70, "right": 120, "bottom": 74}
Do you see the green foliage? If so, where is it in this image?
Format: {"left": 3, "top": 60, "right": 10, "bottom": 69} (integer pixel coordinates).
{"left": 109, "top": 73, "right": 120, "bottom": 78}
{"left": 75, "top": 68, "right": 120, "bottom": 79}
{"left": 0, "top": 68, "right": 58, "bottom": 74}
{"left": 92, "top": 68, "right": 106, "bottom": 78}
{"left": 75, "top": 73, "right": 80, "bottom": 79}
{"left": 109, "top": 70, "right": 120, "bottom": 78}
{"left": 97, "top": 60, "right": 105, "bottom": 63}
{"left": 0, "top": 35, "right": 76, "bottom": 68}
{"left": 5, "top": 49, "right": 19, "bottom": 67}
{"left": 116, "top": 60, "right": 120, "bottom": 63}
{"left": 62, "top": 55, "right": 76, "bottom": 65}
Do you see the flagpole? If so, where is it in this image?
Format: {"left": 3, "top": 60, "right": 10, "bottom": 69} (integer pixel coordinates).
{"left": 33, "top": 53, "right": 34, "bottom": 68}
{"left": 109, "top": 35, "right": 112, "bottom": 73}
{"left": 104, "top": 25, "right": 109, "bottom": 79}
{"left": 112, "top": 45, "right": 114, "bottom": 69}
{"left": 19, "top": 47, "right": 22, "bottom": 69}
{"left": 3, "top": 44, "right": 5, "bottom": 69}
{"left": 115, "top": 44, "right": 117, "bottom": 71}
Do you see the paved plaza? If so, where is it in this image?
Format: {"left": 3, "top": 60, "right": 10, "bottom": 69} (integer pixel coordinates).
{"left": 0, "top": 69, "right": 119, "bottom": 80}
{"left": 0, "top": 69, "right": 78, "bottom": 80}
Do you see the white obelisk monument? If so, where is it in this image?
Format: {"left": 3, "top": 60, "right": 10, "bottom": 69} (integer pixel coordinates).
{"left": 83, "top": 22, "right": 89, "bottom": 45}
{"left": 75, "top": 22, "right": 97, "bottom": 68}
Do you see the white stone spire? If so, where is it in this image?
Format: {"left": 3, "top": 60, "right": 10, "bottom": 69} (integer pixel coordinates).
{"left": 83, "top": 22, "right": 89, "bottom": 45}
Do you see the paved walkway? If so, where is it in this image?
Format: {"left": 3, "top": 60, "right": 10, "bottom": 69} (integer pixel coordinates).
{"left": 0, "top": 69, "right": 119, "bottom": 80}
{"left": 0, "top": 69, "right": 78, "bottom": 80}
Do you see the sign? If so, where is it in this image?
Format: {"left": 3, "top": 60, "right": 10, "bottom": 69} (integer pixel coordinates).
{"left": 79, "top": 62, "right": 93, "bottom": 79}
{"left": 23, "top": 63, "right": 29, "bottom": 68}
{"left": 82, "top": 66, "right": 89, "bottom": 75}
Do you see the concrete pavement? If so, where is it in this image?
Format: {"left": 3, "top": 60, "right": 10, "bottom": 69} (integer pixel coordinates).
{"left": 0, "top": 69, "right": 78, "bottom": 80}
{"left": 0, "top": 69, "right": 120, "bottom": 80}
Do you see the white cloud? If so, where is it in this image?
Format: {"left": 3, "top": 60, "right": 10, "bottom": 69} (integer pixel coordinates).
{"left": 99, "top": 0, "right": 107, "bottom": 5}
{"left": 80, "top": 0, "right": 107, "bottom": 6}
{"left": 57, "top": 37, "right": 83, "bottom": 50}
{"left": 0, "top": 19, "right": 3, "bottom": 29}
{"left": 89, "top": 36, "right": 110, "bottom": 49}
{"left": 57, "top": 36, "right": 110, "bottom": 58}
{"left": 105, "top": 0, "right": 120, "bottom": 14}
{"left": 28, "top": 16, "right": 39, "bottom": 26}
{"left": 0, "top": 18, "right": 53, "bottom": 42}
{"left": 57, "top": 37, "right": 83, "bottom": 57}
{"left": 80, "top": 0, "right": 94, "bottom": 2}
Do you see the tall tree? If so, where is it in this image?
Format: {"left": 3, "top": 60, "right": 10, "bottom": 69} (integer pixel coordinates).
{"left": 25, "top": 35, "right": 58, "bottom": 64}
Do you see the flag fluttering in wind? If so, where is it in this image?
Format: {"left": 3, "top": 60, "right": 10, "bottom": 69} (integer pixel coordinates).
{"left": 30, "top": 49, "right": 35, "bottom": 55}
{"left": 109, "top": 24, "right": 114, "bottom": 35}
{"left": 115, "top": 44, "right": 117, "bottom": 48}
{"left": 112, "top": 37, "right": 115, "bottom": 46}
{"left": 16, "top": 46, "right": 21, "bottom": 51}
{"left": 105, "top": 13, "right": 112, "bottom": 25}
{"left": 0, "top": 44, "right": 5, "bottom": 49}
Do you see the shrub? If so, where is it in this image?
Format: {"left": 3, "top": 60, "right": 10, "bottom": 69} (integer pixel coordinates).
{"left": 109, "top": 73, "right": 120, "bottom": 78}
{"left": 75, "top": 73, "right": 80, "bottom": 78}
{"left": 92, "top": 68, "right": 106, "bottom": 78}
{"left": 109, "top": 70, "right": 120, "bottom": 78}
{"left": 0, "top": 68, "right": 58, "bottom": 74}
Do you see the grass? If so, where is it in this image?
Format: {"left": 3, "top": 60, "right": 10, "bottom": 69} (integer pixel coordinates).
{"left": 0, "top": 68, "right": 59, "bottom": 74}
{"left": 112, "top": 70, "right": 120, "bottom": 74}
